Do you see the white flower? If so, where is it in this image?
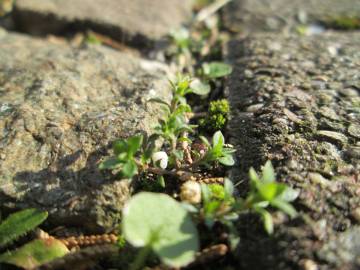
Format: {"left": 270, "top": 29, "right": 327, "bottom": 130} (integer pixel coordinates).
{"left": 152, "top": 151, "right": 168, "bottom": 169}
{"left": 180, "top": 181, "right": 201, "bottom": 204}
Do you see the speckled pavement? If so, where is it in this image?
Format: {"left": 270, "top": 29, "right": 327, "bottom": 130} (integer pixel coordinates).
{"left": 225, "top": 2, "right": 360, "bottom": 269}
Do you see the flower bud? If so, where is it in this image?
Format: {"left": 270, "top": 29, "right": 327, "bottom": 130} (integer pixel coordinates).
{"left": 152, "top": 151, "right": 168, "bottom": 169}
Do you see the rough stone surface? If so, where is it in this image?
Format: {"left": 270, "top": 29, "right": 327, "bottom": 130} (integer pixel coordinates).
{"left": 13, "top": 0, "right": 193, "bottom": 48}
{"left": 224, "top": 0, "right": 360, "bottom": 33}
{"left": 317, "top": 227, "right": 360, "bottom": 268}
{"left": 225, "top": 32, "right": 360, "bottom": 269}
{"left": 0, "top": 30, "right": 171, "bottom": 233}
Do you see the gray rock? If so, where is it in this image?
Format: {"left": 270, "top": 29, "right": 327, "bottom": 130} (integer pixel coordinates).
{"left": 13, "top": 0, "right": 193, "bottom": 48}
{"left": 224, "top": 0, "right": 360, "bottom": 33}
{"left": 317, "top": 227, "right": 360, "bottom": 268}
{"left": 225, "top": 32, "right": 360, "bottom": 269}
{"left": 0, "top": 31, "right": 171, "bottom": 232}
{"left": 316, "top": 130, "right": 348, "bottom": 147}
{"left": 348, "top": 123, "right": 360, "bottom": 139}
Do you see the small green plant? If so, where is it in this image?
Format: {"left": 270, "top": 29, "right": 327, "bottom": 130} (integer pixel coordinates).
{"left": 169, "top": 27, "right": 192, "bottom": 55}
{"left": 99, "top": 135, "right": 143, "bottom": 178}
{"left": 238, "top": 161, "right": 299, "bottom": 234}
{"left": 196, "top": 130, "right": 236, "bottom": 167}
{"left": 0, "top": 209, "right": 69, "bottom": 269}
{"left": 184, "top": 161, "right": 298, "bottom": 239}
{"left": 122, "top": 192, "right": 199, "bottom": 269}
{"left": 100, "top": 76, "right": 234, "bottom": 185}
{"left": 200, "top": 99, "right": 230, "bottom": 131}
{"left": 85, "top": 31, "right": 102, "bottom": 45}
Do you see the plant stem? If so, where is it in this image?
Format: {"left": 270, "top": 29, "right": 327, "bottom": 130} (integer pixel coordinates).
{"left": 147, "top": 166, "right": 177, "bottom": 176}
{"left": 130, "top": 245, "right": 152, "bottom": 270}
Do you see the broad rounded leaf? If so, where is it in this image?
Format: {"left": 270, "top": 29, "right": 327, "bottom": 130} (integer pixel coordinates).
{"left": 219, "top": 155, "right": 235, "bottom": 166}
{"left": 122, "top": 192, "right": 199, "bottom": 267}
{"left": 190, "top": 79, "right": 211, "bottom": 96}
{"left": 212, "top": 131, "right": 224, "bottom": 149}
{"left": 121, "top": 160, "right": 138, "bottom": 178}
{"left": 99, "top": 157, "right": 120, "bottom": 170}
{"left": 127, "top": 135, "right": 143, "bottom": 155}
{"left": 202, "top": 62, "right": 233, "bottom": 79}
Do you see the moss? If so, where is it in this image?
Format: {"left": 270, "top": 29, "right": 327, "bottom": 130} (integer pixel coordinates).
{"left": 323, "top": 16, "right": 360, "bottom": 30}
{"left": 199, "top": 99, "right": 230, "bottom": 132}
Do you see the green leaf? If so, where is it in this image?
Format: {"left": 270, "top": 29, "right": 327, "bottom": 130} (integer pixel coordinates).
{"left": 222, "top": 148, "right": 236, "bottom": 154}
{"left": 157, "top": 176, "right": 166, "bottom": 188}
{"left": 202, "top": 62, "right": 233, "bottom": 79}
{"left": 257, "top": 209, "right": 274, "bottom": 235}
{"left": 122, "top": 192, "right": 199, "bottom": 267}
{"left": 201, "top": 183, "right": 211, "bottom": 204}
{"left": 172, "top": 150, "right": 184, "bottom": 161}
{"left": 278, "top": 187, "right": 299, "bottom": 202}
{"left": 212, "top": 131, "right": 224, "bottom": 150}
{"left": 262, "top": 161, "right": 275, "bottom": 183}
{"left": 99, "top": 157, "right": 121, "bottom": 170}
{"left": 0, "top": 239, "right": 69, "bottom": 269}
{"left": 0, "top": 209, "right": 48, "bottom": 247}
{"left": 219, "top": 154, "right": 235, "bottom": 166}
{"left": 113, "top": 139, "right": 128, "bottom": 155}
{"left": 204, "top": 200, "right": 222, "bottom": 216}
{"left": 147, "top": 98, "right": 171, "bottom": 110}
{"left": 271, "top": 199, "right": 298, "bottom": 218}
{"left": 174, "top": 104, "right": 192, "bottom": 116}
{"left": 121, "top": 160, "right": 138, "bottom": 178}
{"left": 257, "top": 182, "right": 278, "bottom": 201}
{"left": 249, "top": 167, "right": 260, "bottom": 182}
{"left": 175, "top": 95, "right": 187, "bottom": 105}
{"left": 224, "top": 178, "right": 234, "bottom": 198}
{"left": 190, "top": 79, "right": 211, "bottom": 96}
{"left": 199, "top": 136, "right": 210, "bottom": 147}
{"left": 127, "top": 135, "right": 143, "bottom": 156}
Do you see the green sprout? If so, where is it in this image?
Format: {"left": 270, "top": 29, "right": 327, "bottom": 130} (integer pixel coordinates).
{"left": 99, "top": 135, "right": 143, "bottom": 178}
{"left": 195, "top": 130, "right": 236, "bottom": 167}
{"left": 239, "top": 161, "right": 299, "bottom": 234}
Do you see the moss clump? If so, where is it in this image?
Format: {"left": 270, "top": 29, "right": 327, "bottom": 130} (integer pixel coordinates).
{"left": 199, "top": 99, "right": 230, "bottom": 132}
{"left": 323, "top": 16, "right": 360, "bottom": 30}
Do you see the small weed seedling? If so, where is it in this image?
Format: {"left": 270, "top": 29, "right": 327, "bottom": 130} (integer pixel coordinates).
{"left": 100, "top": 75, "right": 233, "bottom": 184}
{"left": 237, "top": 161, "right": 299, "bottom": 234}
{"left": 195, "top": 130, "right": 236, "bottom": 168}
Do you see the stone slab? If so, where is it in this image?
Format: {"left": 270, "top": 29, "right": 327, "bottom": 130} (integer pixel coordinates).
{"left": 13, "top": 0, "right": 193, "bottom": 48}
{"left": 224, "top": 0, "right": 360, "bottom": 33}
{"left": 225, "top": 32, "right": 360, "bottom": 269}
{"left": 0, "top": 29, "right": 171, "bottom": 233}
